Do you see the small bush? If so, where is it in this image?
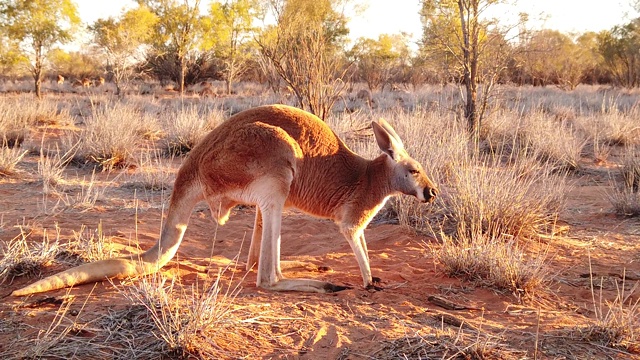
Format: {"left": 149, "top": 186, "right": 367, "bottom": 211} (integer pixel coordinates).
{"left": 162, "top": 105, "right": 224, "bottom": 156}
{"left": 608, "top": 146, "right": 640, "bottom": 216}
{"left": 64, "top": 101, "right": 143, "bottom": 170}
{"left": 0, "top": 229, "right": 59, "bottom": 284}
{"left": 434, "top": 228, "right": 548, "bottom": 298}
{"left": 446, "top": 153, "right": 567, "bottom": 240}
{"left": 0, "top": 147, "right": 28, "bottom": 177}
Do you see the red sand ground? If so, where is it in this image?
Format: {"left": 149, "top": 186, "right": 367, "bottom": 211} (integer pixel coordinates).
{"left": 1, "top": 125, "right": 639, "bottom": 359}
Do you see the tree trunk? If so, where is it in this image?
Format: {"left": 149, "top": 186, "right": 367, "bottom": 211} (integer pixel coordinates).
{"left": 179, "top": 55, "right": 185, "bottom": 94}
{"left": 34, "top": 42, "right": 43, "bottom": 99}
{"left": 458, "top": 0, "right": 479, "bottom": 144}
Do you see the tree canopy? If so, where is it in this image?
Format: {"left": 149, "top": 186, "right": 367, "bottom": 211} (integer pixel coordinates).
{"left": 90, "top": 5, "right": 158, "bottom": 94}
{"left": 0, "top": 0, "right": 80, "bottom": 97}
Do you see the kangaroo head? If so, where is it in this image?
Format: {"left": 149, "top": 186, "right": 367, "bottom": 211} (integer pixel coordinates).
{"left": 372, "top": 119, "right": 439, "bottom": 203}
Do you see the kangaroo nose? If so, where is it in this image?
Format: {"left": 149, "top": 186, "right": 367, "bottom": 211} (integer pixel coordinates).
{"left": 424, "top": 187, "right": 438, "bottom": 203}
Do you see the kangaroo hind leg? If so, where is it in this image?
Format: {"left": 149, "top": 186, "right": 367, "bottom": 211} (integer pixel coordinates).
{"left": 246, "top": 207, "right": 320, "bottom": 273}
{"left": 256, "top": 195, "right": 349, "bottom": 293}
{"left": 246, "top": 208, "right": 262, "bottom": 271}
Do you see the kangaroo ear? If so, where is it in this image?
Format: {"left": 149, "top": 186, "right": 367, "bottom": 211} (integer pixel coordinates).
{"left": 372, "top": 120, "right": 405, "bottom": 160}
{"left": 377, "top": 118, "right": 404, "bottom": 148}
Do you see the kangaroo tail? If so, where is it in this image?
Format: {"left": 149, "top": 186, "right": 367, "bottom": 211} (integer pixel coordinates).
{"left": 12, "top": 172, "right": 203, "bottom": 297}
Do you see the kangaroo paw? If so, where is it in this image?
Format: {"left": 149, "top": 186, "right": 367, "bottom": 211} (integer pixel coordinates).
{"left": 366, "top": 277, "right": 384, "bottom": 291}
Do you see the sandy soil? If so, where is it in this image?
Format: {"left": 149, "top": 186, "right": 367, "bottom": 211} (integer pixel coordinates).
{"left": 1, "top": 124, "right": 639, "bottom": 359}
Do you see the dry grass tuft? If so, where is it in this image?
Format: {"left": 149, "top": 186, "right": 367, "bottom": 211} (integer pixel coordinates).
{"left": 446, "top": 154, "right": 567, "bottom": 240}
{"left": 112, "top": 266, "right": 267, "bottom": 358}
{"left": 126, "top": 149, "right": 176, "bottom": 191}
{"left": 162, "top": 106, "right": 224, "bottom": 156}
{"left": 37, "top": 143, "right": 76, "bottom": 194}
{"left": 608, "top": 146, "right": 640, "bottom": 216}
{"left": 434, "top": 229, "right": 549, "bottom": 298}
{"left": 56, "top": 170, "right": 104, "bottom": 212}
{"left": 64, "top": 101, "right": 144, "bottom": 170}
{"left": 0, "top": 222, "right": 117, "bottom": 285}
{"left": 0, "top": 146, "right": 28, "bottom": 177}
{"left": 0, "top": 97, "right": 72, "bottom": 149}
{"left": 578, "top": 263, "right": 640, "bottom": 351}
{"left": 56, "top": 223, "right": 117, "bottom": 265}
{"left": 482, "top": 110, "right": 586, "bottom": 171}
{"left": 0, "top": 228, "right": 60, "bottom": 284}
{"left": 11, "top": 290, "right": 114, "bottom": 360}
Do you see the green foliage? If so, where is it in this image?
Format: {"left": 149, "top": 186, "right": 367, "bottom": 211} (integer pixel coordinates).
{"left": 419, "top": 0, "right": 514, "bottom": 141}
{"left": 139, "top": 0, "right": 208, "bottom": 93}
{"left": 0, "top": 0, "right": 80, "bottom": 96}
{"left": 272, "top": 0, "right": 349, "bottom": 47}
{"left": 420, "top": 0, "right": 466, "bottom": 80}
{"left": 256, "top": 0, "right": 352, "bottom": 119}
{"left": 349, "top": 33, "right": 410, "bottom": 90}
{"left": 206, "top": 0, "right": 261, "bottom": 94}
{"left": 91, "top": 6, "right": 157, "bottom": 53}
{"left": 89, "top": 5, "right": 158, "bottom": 94}
{"left": 0, "top": 0, "right": 80, "bottom": 46}
{"left": 48, "top": 48, "right": 101, "bottom": 79}
{"left": 517, "top": 30, "right": 590, "bottom": 89}
{"left": 0, "top": 34, "right": 27, "bottom": 75}
{"left": 597, "top": 20, "right": 640, "bottom": 88}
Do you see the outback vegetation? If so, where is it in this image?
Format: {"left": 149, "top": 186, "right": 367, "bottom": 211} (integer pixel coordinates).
{"left": 0, "top": 0, "right": 639, "bottom": 359}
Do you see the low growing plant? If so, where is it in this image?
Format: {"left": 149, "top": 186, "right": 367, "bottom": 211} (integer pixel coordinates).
{"left": 608, "top": 146, "right": 640, "bottom": 216}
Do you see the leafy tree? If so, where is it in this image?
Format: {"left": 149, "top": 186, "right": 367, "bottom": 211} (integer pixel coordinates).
{"left": 139, "top": 0, "right": 207, "bottom": 94}
{"left": 90, "top": 6, "right": 158, "bottom": 95}
{"left": 0, "top": 34, "right": 25, "bottom": 76}
{"left": 48, "top": 48, "right": 102, "bottom": 80}
{"left": 256, "top": 0, "right": 352, "bottom": 120}
{"left": 597, "top": 20, "right": 640, "bottom": 88}
{"left": 0, "top": 0, "right": 80, "bottom": 97}
{"left": 517, "top": 30, "right": 578, "bottom": 88}
{"left": 420, "top": 0, "right": 519, "bottom": 145}
{"left": 206, "top": 0, "right": 261, "bottom": 94}
{"left": 349, "top": 33, "right": 410, "bottom": 91}
{"left": 576, "top": 32, "right": 605, "bottom": 85}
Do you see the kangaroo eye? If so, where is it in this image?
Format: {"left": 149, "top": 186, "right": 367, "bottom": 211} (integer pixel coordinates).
{"left": 409, "top": 169, "right": 420, "bottom": 175}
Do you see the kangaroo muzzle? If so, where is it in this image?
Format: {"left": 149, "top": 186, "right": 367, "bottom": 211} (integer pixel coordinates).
{"left": 423, "top": 186, "right": 438, "bottom": 203}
